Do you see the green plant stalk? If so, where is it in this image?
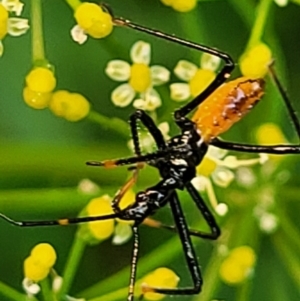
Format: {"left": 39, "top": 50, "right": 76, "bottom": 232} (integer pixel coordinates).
{"left": 88, "top": 286, "right": 128, "bottom": 301}
{"left": 87, "top": 110, "right": 129, "bottom": 138}
{"left": 31, "top": 0, "right": 45, "bottom": 62}
{"left": 40, "top": 278, "right": 54, "bottom": 301}
{"left": 58, "top": 236, "right": 86, "bottom": 300}
{"left": 0, "top": 281, "right": 34, "bottom": 301}
{"left": 64, "top": 0, "right": 81, "bottom": 10}
{"left": 246, "top": 0, "right": 273, "bottom": 49}
{"left": 272, "top": 231, "right": 300, "bottom": 293}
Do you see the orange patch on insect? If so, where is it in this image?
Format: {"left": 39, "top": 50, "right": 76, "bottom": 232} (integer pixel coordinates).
{"left": 192, "top": 77, "right": 265, "bottom": 142}
{"left": 103, "top": 160, "right": 117, "bottom": 168}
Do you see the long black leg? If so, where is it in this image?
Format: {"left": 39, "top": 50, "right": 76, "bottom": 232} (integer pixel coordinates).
{"left": 0, "top": 212, "right": 118, "bottom": 227}
{"left": 128, "top": 226, "right": 140, "bottom": 301}
{"left": 185, "top": 182, "right": 220, "bottom": 239}
{"left": 211, "top": 138, "right": 300, "bottom": 154}
{"left": 110, "top": 14, "right": 235, "bottom": 120}
{"left": 141, "top": 192, "right": 202, "bottom": 296}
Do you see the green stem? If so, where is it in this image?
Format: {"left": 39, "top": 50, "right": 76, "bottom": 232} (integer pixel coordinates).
{"left": 272, "top": 231, "right": 300, "bottom": 293}
{"left": 64, "top": 0, "right": 81, "bottom": 10}
{"left": 58, "top": 236, "right": 86, "bottom": 300}
{"left": 0, "top": 281, "right": 33, "bottom": 301}
{"left": 31, "top": 0, "right": 45, "bottom": 62}
{"left": 246, "top": 0, "right": 274, "bottom": 49}
{"left": 88, "top": 286, "right": 128, "bottom": 301}
{"left": 40, "top": 278, "right": 54, "bottom": 301}
{"left": 87, "top": 110, "right": 129, "bottom": 138}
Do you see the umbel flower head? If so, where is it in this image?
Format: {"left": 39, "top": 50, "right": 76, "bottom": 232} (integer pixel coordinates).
{"left": 0, "top": 0, "right": 29, "bottom": 56}
{"left": 105, "top": 40, "right": 170, "bottom": 111}
{"left": 23, "top": 67, "right": 90, "bottom": 122}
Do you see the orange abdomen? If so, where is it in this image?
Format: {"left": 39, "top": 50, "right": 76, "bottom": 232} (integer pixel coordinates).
{"left": 192, "top": 77, "right": 265, "bottom": 142}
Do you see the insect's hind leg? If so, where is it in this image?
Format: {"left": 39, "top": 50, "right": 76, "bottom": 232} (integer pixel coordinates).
{"left": 140, "top": 192, "right": 202, "bottom": 298}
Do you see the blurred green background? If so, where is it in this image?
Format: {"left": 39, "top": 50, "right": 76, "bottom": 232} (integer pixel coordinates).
{"left": 1, "top": 0, "right": 300, "bottom": 301}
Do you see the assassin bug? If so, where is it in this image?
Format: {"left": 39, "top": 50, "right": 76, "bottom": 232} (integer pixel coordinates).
{"left": 1, "top": 4, "right": 300, "bottom": 301}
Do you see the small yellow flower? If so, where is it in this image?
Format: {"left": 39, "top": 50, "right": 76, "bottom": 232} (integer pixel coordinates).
{"left": 23, "top": 86, "right": 52, "bottom": 109}
{"left": 78, "top": 193, "right": 137, "bottom": 245}
{"left": 71, "top": 2, "right": 113, "bottom": 44}
{"left": 0, "top": 0, "right": 29, "bottom": 56}
{"left": 30, "top": 243, "right": 57, "bottom": 268}
{"left": 160, "top": 0, "right": 197, "bottom": 12}
{"left": 170, "top": 53, "right": 220, "bottom": 102}
{"left": 140, "top": 268, "right": 180, "bottom": 300}
{"left": 25, "top": 67, "right": 56, "bottom": 93}
{"left": 24, "top": 256, "right": 50, "bottom": 282}
{"left": 105, "top": 40, "right": 170, "bottom": 111}
{"left": 255, "top": 123, "right": 287, "bottom": 145}
{"left": 219, "top": 246, "right": 256, "bottom": 285}
{"left": 256, "top": 122, "right": 287, "bottom": 162}
{"left": 239, "top": 43, "right": 272, "bottom": 78}
{"left": 86, "top": 195, "right": 115, "bottom": 240}
{"left": 24, "top": 243, "right": 57, "bottom": 282}
{"left": 49, "top": 90, "right": 90, "bottom": 122}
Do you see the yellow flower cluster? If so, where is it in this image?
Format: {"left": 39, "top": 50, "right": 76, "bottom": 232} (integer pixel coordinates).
{"left": 49, "top": 90, "right": 90, "bottom": 122}
{"left": 160, "top": 0, "right": 197, "bottom": 12}
{"left": 72, "top": 2, "right": 113, "bottom": 43}
{"left": 240, "top": 43, "right": 272, "bottom": 78}
{"left": 23, "top": 67, "right": 90, "bottom": 121}
{"left": 24, "top": 243, "right": 57, "bottom": 282}
{"left": 24, "top": 67, "right": 56, "bottom": 109}
{"left": 219, "top": 246, "right": 256, "bottom": 285}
